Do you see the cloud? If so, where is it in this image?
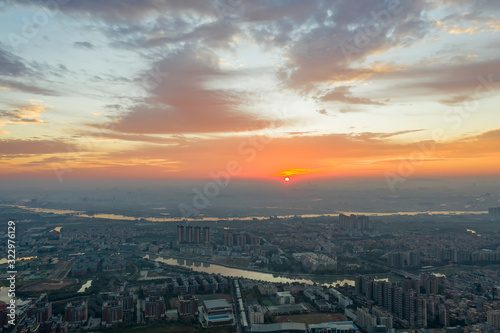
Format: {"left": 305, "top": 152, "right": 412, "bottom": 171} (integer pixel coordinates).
{"left": 79, "top": 130, "right": 188, "bottom": 145}
{"left": 273, "top": 0, "right": 432, "bottom": 90}
{"left": 0, "top": 139, "right": 72, "bottom": 155}
{"left": 384, "top": 58, "right": 500, "bottom": 98}
{"left": 0, "top": 78, "right": 58, "bottom": 95}
{"left": 320, "top": 86, "right": 385, "bottom": 105}
{"left": 339, "top": 107, "right": 362, "bottom": 114}
{"left": 15, "top": 0, "right": 217, "bottom": 23}
{"left": 73, "top": 41, "right": 95, "bottom": 50}
{"left": 0, "top": 45, "right": 59, "bottom": 95}
{"left": 109, "top": 19, "right": 241, "bottom": 51}
{"left": 439, "top": 95, "right": 477, "bottom": 106}
{"left": 433, "top": 8, "right": 500, "bottom": 35}
{"left": 109, "top": 47, "right": 284, "bottom": 134}
{"left": 0, "top": 102, "right": 49, "bottom": 130}
{"left": 2, "top": 128, "right": 499, "bottom": 179}
{"left": 0, "top": 45, "right": 31, "bottom": 77}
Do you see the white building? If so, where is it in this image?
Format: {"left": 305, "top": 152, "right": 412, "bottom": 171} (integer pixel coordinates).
{"left": 275, "top": 291, "right": 295, "bottom": 305}
{"left": 198, "top": 299, "right": 235, "bottom": 328}
{"left": 248, "top": 304, "right": 265, "bottom": 324}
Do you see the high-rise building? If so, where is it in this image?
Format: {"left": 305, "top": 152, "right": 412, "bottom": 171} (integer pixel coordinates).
{"left": 488, "top": 207, "right": 500, "bottom": 218}
{"left": 388, "top": 251, "right": 420, "bottom": 268}
{"left": 102, "top": 301, "right": 124, "bottom": 326}
{"left": 28, "top": 296, "right": 52, "bottom": 323}
{"left": 65, "top": 301, "right": 88, "bottom": 325}
{"left": 203, "top": 226, "right": 210, "bottom": 243}
{"left": 383, "top": 282, "right": 393, "bottom": 313}
{"left": 394, "top": 287, "right": 404, "bottom": 319}
{"left": 245, "top": 232, "right": 260, "bottom": 245}
{"left": 388, "top": 252, "right": 405, "bottom": 268}
{"left": 223, "top": 233, "right": 233, "bottom": 247}
{"left": 178, "top": 295, "right": 199, "bottom": 317}
{"left": 177, "top": 225, "right": 185, "bottom": 244}
{"left": 421, "top": 273, "right": 440, "bottom": 295}
{"left": 235, "top": 233, "right": 246, "bottom": 247}
{"left": 248, "top": 304, "right": 265, "bottom": 324}
{"left": 409, "top": 251, "right": 421, "bottom": 267}
{"left": 439, "top": 304, "right": 450, "bottom": 327}
{"left": 195, "top": 226, "right": 201, "bottom": 244}
{"left": 487, "top": 310, "right": 500, "bottom": 330}
{"left": 187, "top": 226, "right": 193, "bottom": 244}
{"left": 339, "top": 213, "right": 372, "bottom": 230}
{"left": 416, "top": 297, "right": 427, "bottom": 328}
{"left": 355, "top": 276, "right": 363, "bottom": 294}
{"left": 144, "top": 296, "right": 166, "bottom": 321}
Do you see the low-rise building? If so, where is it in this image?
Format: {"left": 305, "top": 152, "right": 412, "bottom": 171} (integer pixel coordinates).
{"left": 198, "top": 299, "right": 235, "bottom": 327}
{"left": 276, "top": 291, "right": 295, "bottom": 305}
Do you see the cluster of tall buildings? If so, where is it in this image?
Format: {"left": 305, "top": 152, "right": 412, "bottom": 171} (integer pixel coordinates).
{"left": 64, "top": 301, "right": 87, "bottom": 325}
{"left": 294, "top": 253, "right": 337, "bottom": 272}
{"left": 177, "top": 225, "right": 210, "bottom": 244}
{"left": 144, "top": 296, "right": 166, "bottom": 321}
{"left": 355, "top": 276, "right": 444, "bottom": 328}
{"left": 387, "top": 251, "right": 421, "bottom": 268}
{"left": 357, "top": 306, "right": 393, "bottom": 332}
{"left": 436, "top": 247, "right": 500, "bottom": 263}
{"left": 101, "top": 291, "right": 135, "bottom": 327}
{"left": 339, "top": 214, "right": 372, "bottom": 230}
{"left": 173, "top": 275, "right": 229, "bottom": 295}
{"left": 488, "top": 207, "right": 500, "bottom": 218}
{"left": 223, "top": 232, "right": 260, "bottom": 247}
{"left": 15, "top": 295, "right": 69, "bottom": 333}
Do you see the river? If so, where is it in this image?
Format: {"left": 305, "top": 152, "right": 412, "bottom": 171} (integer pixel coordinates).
{"left": 2, "top": 204, "right": 488, "bottom": 223}
{"left": 148, "top": 255, "right": 398, "bottom": 287}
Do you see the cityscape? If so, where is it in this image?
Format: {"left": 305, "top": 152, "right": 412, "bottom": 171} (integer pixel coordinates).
{"left": 1, "top": 0, "right": 500, "bottom": 333}
{"left": 0, "top": 202, "right": 499, "bottom": 332}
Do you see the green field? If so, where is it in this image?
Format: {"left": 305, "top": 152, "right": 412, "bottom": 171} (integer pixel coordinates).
{"left": 261, "top": 298, "right": 276, "bottom": 306}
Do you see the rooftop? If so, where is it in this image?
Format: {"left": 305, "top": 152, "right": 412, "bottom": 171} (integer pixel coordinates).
{"left": 204, "top": 299, "right": 230, "bottom": 309}
{"left": 308, "top": 321, "right": 359, "bottom": 330}
{"left": 250, "top": 322, "right": 306, "bottom": 332}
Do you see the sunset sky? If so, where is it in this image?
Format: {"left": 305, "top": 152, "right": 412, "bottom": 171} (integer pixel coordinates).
{"left": 1, "top": 0, "right": 499, "bottom": 182}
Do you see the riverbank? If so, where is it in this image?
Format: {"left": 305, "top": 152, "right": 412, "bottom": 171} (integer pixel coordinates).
{"left": 145, "top": 254, "right": 396, "bottom": 286}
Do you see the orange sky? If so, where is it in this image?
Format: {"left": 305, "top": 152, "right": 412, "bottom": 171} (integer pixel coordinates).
{"left": 1, "top": 1, "right": 499, "bottom": 183}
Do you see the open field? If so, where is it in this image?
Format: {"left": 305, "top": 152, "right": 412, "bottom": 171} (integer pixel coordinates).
{"left": 20, "top": 279, "right": 75, "bottom": 292}
{"left": 277, "top": 313, "right": 347, "bottom": 325}
{"left": 261, "top": 298, "right": 276, "bottom": 307}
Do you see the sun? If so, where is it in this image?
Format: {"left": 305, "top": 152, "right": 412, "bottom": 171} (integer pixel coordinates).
{"left": 284, "top": 177, "right": 290, "bottom": 182}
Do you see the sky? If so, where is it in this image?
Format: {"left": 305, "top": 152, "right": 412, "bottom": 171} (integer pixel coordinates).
{"left": 0, "top": 0, "right": 499, "bottom": 184}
